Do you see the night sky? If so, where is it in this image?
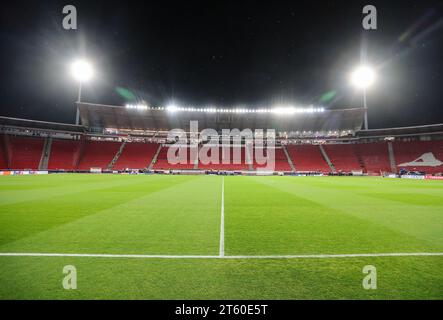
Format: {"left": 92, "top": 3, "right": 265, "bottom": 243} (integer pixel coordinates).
{"left": 1, "top": 0, "right": 443, "bottom": 129}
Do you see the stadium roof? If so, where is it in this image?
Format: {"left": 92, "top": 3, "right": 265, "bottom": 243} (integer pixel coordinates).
{"left": 2, "top": 113, "right": 442, "bottom": 142}
{"left": 0, "top": 116, "right": 85, "bottom": 133}
{"left": 78, "top": 102, "right": 365, "bottom": 132}
{"left": 356, "top": 123, "right": 443, "bottom": 138}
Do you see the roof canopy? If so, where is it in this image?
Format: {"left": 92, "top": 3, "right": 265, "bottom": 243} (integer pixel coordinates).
{"left": 78, "top": 102, "right": 365, "bottom": 133}
{"left": 0, "top": 116, "right": 85, "bottom": 133}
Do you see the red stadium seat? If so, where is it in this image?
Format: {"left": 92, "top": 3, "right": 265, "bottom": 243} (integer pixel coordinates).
{"left": 3, "top": 136, "right": 442, "bottom": 176}
{"left": 353, "top": 142, "right": 391, "bottom": 174}
{"left": 48, "top": 139, "right": 82, "bottom": 170}
{"left": 0, "top": 135, "right": 9, "bottom": 169}
{"left": 153, "top": 146, "right": 196, "bottom": 170}
{"left": 76, "top": 140, "right": 122, "bottom": 171}
{"left": 198, "top": 146, "right": 249, "bottom": 170}
{"left": 286, "top": 145, "right": 331, "bottom": 172}
{"left": 113, "top": 142, "right": 159, "bottom": 170}
{"left": 323, "top": 144, "right": 362, "bottom": 172}
{"left": 252, "top": 147, "right": 292, "bottom": 171}
{"left": 8, "top": 135, "right": 44, "bottom": 170}
{"left": 394, "top": 140, "right": 443, "bottom": 174}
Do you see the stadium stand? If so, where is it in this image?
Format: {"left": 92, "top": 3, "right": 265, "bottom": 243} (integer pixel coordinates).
{"left": 274, "top": 148, "right": 293, "bottom": 171}
{"left": 0, "top": 135, "right": 9, "bottom": 169}
{"left": 286, "top": 145, "right": 331, "bottom": 172}
{"left": 323, "top": 144, "right": 362, "bottom": 172}
{"left": 153, "top": 146, "right": 196, "bottom": 170}
{"left": 253, "top": 147, "right": 292, "bottom": 171}
{"left": 3, "top": 134, "right": 443, "bottom": 174}
{"left": 394, "top": 140, "right": 443, "bottom": 174}
{"left": 48, "top": 139, "right": 82, "bottom": 170}
{"left": 1, "top": 107, "right": 443, "bottom": 175}
{"left": 353, "top": 142, "right": 391, "bottom": 174}
{"left": 198, "top": 146, "right": 249, "bottom": 170}
{"left": 76, "top": 140, "right": 122, "bottom": 171}
{"left": 113, "top": 142, "right": 159, "bottom": 170}
{"left": 8, "top": 135, "right": 44, "bottom": 170}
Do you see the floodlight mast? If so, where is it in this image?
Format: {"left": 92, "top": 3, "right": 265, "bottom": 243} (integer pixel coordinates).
{"left": 70, "top": 60, "right": 93, "bottom": 125}
{"left": 351, "top": 65, "right": 375, "bottom": 130}
{"left": 76, "top": 83, "right": 82, "bottom": 125}
{"left": 363, "top": 88, "right": 368, "bottom": 131}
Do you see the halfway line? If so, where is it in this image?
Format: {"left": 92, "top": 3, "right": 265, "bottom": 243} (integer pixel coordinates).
{"left": 219, "top": 176, "right": 225, "bottom": 257}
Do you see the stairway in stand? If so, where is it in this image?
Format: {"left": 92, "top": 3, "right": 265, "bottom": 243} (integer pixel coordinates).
{"left": 353, "top": 144, "right": 366, "bottom": 173}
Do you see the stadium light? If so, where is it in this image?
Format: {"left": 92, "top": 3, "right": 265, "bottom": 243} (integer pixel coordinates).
{"left": 351, "top": 65, "right": 375, "bottom": 89}
{"left": 70, "top": 59, "right": 94, "bottom": 125}
{"left": 71, "top": 60, "right": 94, "bottom": 83}
{"left": 351, "top": 65, "right": 376, "bottom": 130}
{"left": 161, "top": 104, "right": 325, "bottom": 114}
{"left": 166, "top": 104, "right": 179, "bottom": 113}
{"left": 126, "top": 104, "right": 148, "bottom": 110}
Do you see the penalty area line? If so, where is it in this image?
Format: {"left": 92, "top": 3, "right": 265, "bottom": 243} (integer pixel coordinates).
{"left": 0, "top": 252, "right": 442, "bottom": 259}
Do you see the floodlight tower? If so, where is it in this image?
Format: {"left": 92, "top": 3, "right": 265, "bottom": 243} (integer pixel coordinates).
{"left": 70, "top": 59, "right": 94, "bottom": 125}
{"left": 351, "top": 65, "right": 376, "bottom": 130}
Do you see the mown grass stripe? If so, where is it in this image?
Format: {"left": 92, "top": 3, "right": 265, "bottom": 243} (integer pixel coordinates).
{"left": 0, "top": 252, "right": 442, "bottom": 259}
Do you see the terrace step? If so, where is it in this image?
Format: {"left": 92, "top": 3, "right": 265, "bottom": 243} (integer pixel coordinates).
{"left": 38, "top": 136, "right": 52, "bottom": 170}
{"left": 319, "top": 144, "right": 336, "bottom": 173}
{"left": 193, "top": 145, "right": 199, "bottom": 170}
{"left": 353, "top": 144, "right": 366, "bottom": 172}
{"left": 387, "top": 141, "right": 397, "bottom": 173}
{"left": 108, "top": 140, "right": 126, "bottom": 170}
{"left": 282, "top": 145, "right": 296, "bottom": 171}
{"left": 73, "top": 136, "right": 86, "bottom": 169}
{"left": 245, "top": 143, "right": 254, "bottom": 171}
{"left": 148, "top": 143, "right": 163, "bottom": 170}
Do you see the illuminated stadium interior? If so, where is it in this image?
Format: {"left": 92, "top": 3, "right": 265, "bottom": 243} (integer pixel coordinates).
{"left": 1, "top": 103, "right": 442, "bottom": 175}
{"left": 1, "top": 0, "right": 443, "bottom": 305}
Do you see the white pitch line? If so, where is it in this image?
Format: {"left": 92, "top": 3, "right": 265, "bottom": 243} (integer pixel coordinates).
{"left": 219, "top": 176, "right": 225, "bottom": 257}
{"left": 0, "top": 252, "right": 442, "bottom": 259}
{"left": 221, "top": 252, "right": 443, "bottom": 259}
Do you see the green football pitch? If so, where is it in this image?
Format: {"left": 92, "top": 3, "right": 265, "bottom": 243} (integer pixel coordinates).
{"left": 0, "top": 174, "right": 442, "bottom": 299}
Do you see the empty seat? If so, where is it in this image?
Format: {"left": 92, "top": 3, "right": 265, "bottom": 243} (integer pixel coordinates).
{"left": 0, "top": 135, "right": 8, "bottom": 169}
{"left": 48, "top": 139, "right": 81, "bottom": 170}
{"left": 77, "top": 140, "right": 121, "bottom": 170}
{"left": 9, "top": 136, "right": 44, "bottom": 170}
{"left": 354, "top": 142, "right": 391, "bottom": 174}
{"left": 287, "top": 145, "right": 331, "bottom": 172}
{"left": 394, "top": 140, "right": 443, "bottom": 174}
{"left": 113, "top": 142, "right": 159, "bottom": 170}
{"left": 198, "top": 146, "right": 249, "bottom": 170}
{"left": 153, "top": 146, "right": 196, "bottom": 170}
{"left": 253, "top": 147, "right": 292, "bottom": 171}
{"left": 323, "top": 144, "right": 361, "bottom": 172}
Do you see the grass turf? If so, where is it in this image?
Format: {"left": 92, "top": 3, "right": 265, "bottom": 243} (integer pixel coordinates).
{"left": 0, "top": 174, "right": 442, "bottom": 299}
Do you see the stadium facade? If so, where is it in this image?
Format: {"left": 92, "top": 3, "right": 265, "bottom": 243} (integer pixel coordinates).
{"left": 0, "top": 102, "right": 443, "bottom": 176}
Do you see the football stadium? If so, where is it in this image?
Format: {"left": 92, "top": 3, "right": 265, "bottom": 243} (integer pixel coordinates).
{"left": 1, "top": 101, "right": 443, "bottom": 300}
{"left": 1, "top": 0, "right": 442, "bottom": 305}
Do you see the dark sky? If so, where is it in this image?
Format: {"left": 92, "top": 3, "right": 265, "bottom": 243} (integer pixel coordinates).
{"left": 1, "top": 0, "right": 443, "bottom": 129}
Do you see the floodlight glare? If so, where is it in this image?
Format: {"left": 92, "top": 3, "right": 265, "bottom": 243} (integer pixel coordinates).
{"left": 71, "top": 59, "right": 94, "bottom": 82}
{"left": 351, "top": 65, "right": 375, "bottom": 89}
{"left": 126, "top": 104, "right": 148, "bottom": 110}
{"left": 166, "top": 104, "right": 178, "bottom": 113}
